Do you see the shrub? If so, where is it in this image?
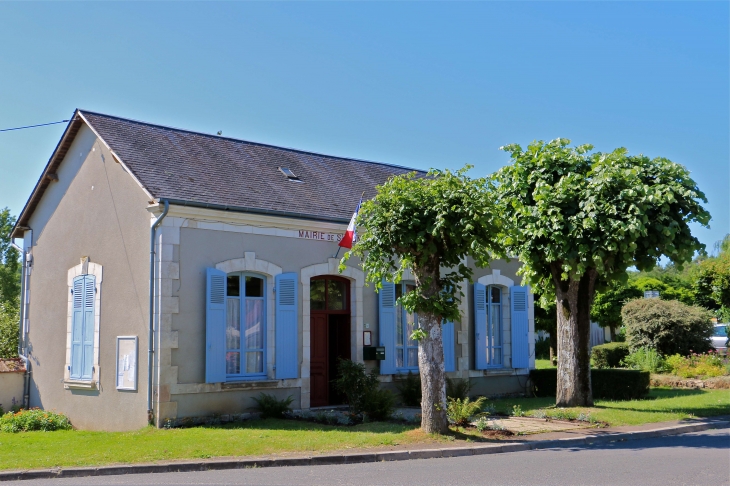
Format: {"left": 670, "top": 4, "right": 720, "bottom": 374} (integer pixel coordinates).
{"left": 529, "top": 369, "right": 649, "bottom": 400}
{"left": 665, "top": 352, "right": 728, "bottom": 379}
{"left": 334, "top": 359, "right": 394, "bottom": 421}
{"left": 394, "top": 371, "right": 421, "bottom": 406}
{"left": 622, "top": 347, "right": 666, "bottom": 373}
{"left": 591, "top": 342, "right": 630, "bottom": 369}
{"left": 0, "top": 408, "right": 72, "bottom": 432}
{"left": 251, "top": 393, "right": 294, "bottom": 419}
{"left": 622, "top": 299, "right": 714, "bottom": 356}
{"left": 446, "top": 377, "right": 471, "bottom": 401}
{"left": 446, "top": 396, "right": 486, "bottom": 426}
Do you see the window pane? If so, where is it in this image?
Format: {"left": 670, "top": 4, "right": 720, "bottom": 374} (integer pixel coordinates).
{"left": 491, "top": 347, "right": 502, "bottom": 366}
{"left": 245, "top": 299, "right": 264, "bottom": 350}
{"left": 327, "top": 280, "right": 347, "bottom": 310}
{"left": 490, "top": 304, "right": 501, "bottom": 346}
{"left": 396, "top": 348, "right": 404, "bottom": 368}
{"left": 246, "top": 352, "right": 264, "bottom": 374}
{"left": 407, "top": 348, "right": 418, "bottom": 368}
{"left": 226, "top": 352, "right": 240, "bottom": 374}
{"left": 311, "top": 280, "right": 325, "bottom": 310}
{"left": 227, "top": 275, "right": 240, "bottom": 297}
{"left": 490, "top": 286, "right": 500, "bottom": 304}
{"left": 245, "top": 276, "right": 264, "bottom": 297}
{"left": 396, "top": 307, "right": 404, "bottom": 346}
{"left": 226, "top": 298, "right": 240, "bottom": 350}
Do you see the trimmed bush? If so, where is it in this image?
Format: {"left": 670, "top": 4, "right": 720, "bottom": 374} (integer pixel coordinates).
{"left": 591, "top": 342, "right": 630, "bottom": 369}
{"left": 252, "top": 393, "right": 294, "bottom": 419}
{"left": 334, "top": 359, "right": 395, "bottom": 421}
{"left": 529, "top": 369, "right": 649, "bottom": 400}
{"left": 622, "top": 299, "right": 714, "bottom": 356}
{"left": 0, "top": 408, "right": 72, "bottom": 432}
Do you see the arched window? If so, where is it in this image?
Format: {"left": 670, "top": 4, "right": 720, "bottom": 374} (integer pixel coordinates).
{"left": 225, "top": 272, "right": 266, "bottom": 378}
{"left": 486, "top": 285, "right": 502, "bottom": 366}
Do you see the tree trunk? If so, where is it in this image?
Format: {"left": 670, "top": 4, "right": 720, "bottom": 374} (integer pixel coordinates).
{"left": 551, "top": 265, "right": 597, "bottom": 407}
{"left": 609, "top": 325, "right": 616, "bottom": 342}
{"left": 414, "top": 265, "right": 449, "bottom": 434}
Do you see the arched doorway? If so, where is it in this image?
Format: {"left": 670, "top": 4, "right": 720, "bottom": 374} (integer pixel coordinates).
{"left": 309, "top": 275, "right": 351, "bottom": 407}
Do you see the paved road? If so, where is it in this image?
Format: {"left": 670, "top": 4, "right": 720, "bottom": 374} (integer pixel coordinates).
{"left": 10, "top": 428, "right": 730, "bottom": 486}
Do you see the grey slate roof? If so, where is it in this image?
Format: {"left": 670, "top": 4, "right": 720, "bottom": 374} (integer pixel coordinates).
{"left": 81, "top": 110, "right": 422, "bottom": 222}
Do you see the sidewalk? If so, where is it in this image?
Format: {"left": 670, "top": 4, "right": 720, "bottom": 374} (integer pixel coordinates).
{"left": 1, "top": 416, "right": 728, "bottom": 482}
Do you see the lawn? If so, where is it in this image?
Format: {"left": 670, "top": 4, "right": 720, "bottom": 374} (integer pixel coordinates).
{"left": 490, "top": 388, "right": 730, "bottom": 426}
{"left": 0, "top": 388, "right": 727, "bottom": 471}
{"left": 0, "top": 420, "right": 436, "bottom": 471}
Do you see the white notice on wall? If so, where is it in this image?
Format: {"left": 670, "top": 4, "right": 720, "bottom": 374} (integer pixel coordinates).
{"left": 116, "top": 336, "right": 138, "bottom": 390}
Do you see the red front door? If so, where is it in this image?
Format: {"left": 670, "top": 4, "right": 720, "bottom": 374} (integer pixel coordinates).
{"left": 310, "top": 313, "right": 329, "bottom": 407}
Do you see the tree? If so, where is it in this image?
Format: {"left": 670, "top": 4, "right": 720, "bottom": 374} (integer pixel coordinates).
{"left": 343, "top": 167, "right": 501, "bottom": 433}
{"left": 591, "top": 283, "right": 642, "bottom": 341}
{"left": 533, "top": 292, "right": 557, "bottom": 362}
{"left": 493, "top": 139, "right": 710, "bottom": 407}
{"left": 694, "top": 234, "right": 730, "bottom": 322}
{"left": 0, "top": 208, "right": 21, "bottom": 358}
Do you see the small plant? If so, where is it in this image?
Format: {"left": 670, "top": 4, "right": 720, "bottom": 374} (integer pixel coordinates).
{"left": 577, "top": 412, "right": 593, "bottom": 423}
{"left": 511, "top": 405, "right": 525, "bottom": 417}
{"left": 251, "top": 393, "right": 294, "bottom": 419}
{"left": 482, "top": 402, "right": 497, "bottom": 415}
{"left": 334, "top": 359, "right": 394, "bottom": 421}
{"left": 0, "top": 408, "right": 73, "bottom": 432}
{"left": 665, "top": 352, "right": 727, "bottom": 379}
{"left": 394, "top": 371, "right": 421, "bottom": 406}
{"left": 446, "top": 396, "right": 486, "bottom": 426}
{"left": 475, "top": 416, "right": 489, "bottom": 432}
{"left": 532, "top": 409, "right": 547, "bottom": 419}
{"left": 550, "top": 408, "right": 577, "bottom": 421}
{"left": 446, "top": 377, "right": 471, "bottom": 401}
{"left": 622, "top": 347, "right": 666, "bottom": 373}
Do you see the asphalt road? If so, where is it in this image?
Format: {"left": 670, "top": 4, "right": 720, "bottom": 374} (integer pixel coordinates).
{"left": 9, "top": 428, "right": 730, "bottom": 486}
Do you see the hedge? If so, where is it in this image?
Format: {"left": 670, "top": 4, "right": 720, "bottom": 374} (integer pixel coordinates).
{"left": 591, "top": 342, "right": 630, "bottom": 369}
{"left": 529, "top": 368, "right": 650, "bottom": 400}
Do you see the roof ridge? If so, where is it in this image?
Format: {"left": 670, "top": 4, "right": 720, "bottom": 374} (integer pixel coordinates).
{"left": 78, "top": 109, "right": 425, "bottom": 173}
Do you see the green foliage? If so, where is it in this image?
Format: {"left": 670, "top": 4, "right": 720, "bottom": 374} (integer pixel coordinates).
{"left": 493, "top": 138, "right": 709, "bottom": 299}
{"left": 251, "top": 393, "right": 294, "bottom": 419}
{"left": 621, "top": 347, "right": 666, "bottom": 373}
{"left": 510, "top": 404, "right": 525, "bottom": 417}
{"left": 0, "top": 208, "right": 21, "bottom": 308}
{"left": 343, "top": 166, "right": 502, "bottom": 323}
{"left": 446, "top": 397, "right": 486, "bottom": 426}
{"left": 693, "top": 234, "right": 730, "bottom": 320}
{"left": 529, "top": 369, "right": 649, "bottom": 400}
{"left": 591, "top": 342, "right": 630, "bottom": 369}
{"left": 394, "top": 371, "right": 421, "bottom": 406}
{"left": 445, "top": 377, "right": 471, "bottom": 401}
{"left": 535, "top": 337, "right": 551, "bottom": 360}
{"left": 0, "top": 302, "right": 19, "bottom": 358}
{"left": 631, "top": 277, "right": 695, "bottom": 306}
{"left": 334, "top": 359, "right": 395, "bottom": 421}
{"left": 591, "top": 283, "right": 643, "bottom": 332}
{"left": 665, "top": 352, "right": 728, "bottom": 379}
{"left": 0, "top": 408, "right": 73, "bottom": 432}
{"left": 622, "top": 298, "right": 714, "bottom": 356}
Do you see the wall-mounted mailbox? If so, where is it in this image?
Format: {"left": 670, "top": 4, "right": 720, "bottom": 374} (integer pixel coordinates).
{"left": 363, "top": 346, "right": 386, "bottom": 361}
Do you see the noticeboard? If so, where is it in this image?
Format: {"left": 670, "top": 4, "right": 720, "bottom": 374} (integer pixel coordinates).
{"left": 116, "top": 336, "right": 138, "bottom": 391}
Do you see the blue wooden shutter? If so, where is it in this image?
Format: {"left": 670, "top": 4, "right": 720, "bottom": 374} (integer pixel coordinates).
{"left": 70, "top": 276, "right": 84, "bottom": 379}
{"left": 205, "top": 267, "right": 227, "bottom": 383}
{"left": 275, "top": 273, "right": 299, "bottom": 379}
{"left": 442, "top": 320, "right": 456, "bottom": 372}
{"left": 378, "top": 281, "right": 396, "bottom": 374}
{"left": 510, "top": 286, "right": 530, "bottom": 369}
{"left": 474, "top": 282, "right": 488, "bottom": 370}
{"left": 81, "top": 275, "right": 96, "bottom": 380}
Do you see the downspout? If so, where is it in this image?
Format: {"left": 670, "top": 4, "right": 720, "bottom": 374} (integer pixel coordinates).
{"left": 148, "top": 199, "right": 169, "bottom": 425}
{"left": 10, "top": 241, "right": 30, "bottom": 410}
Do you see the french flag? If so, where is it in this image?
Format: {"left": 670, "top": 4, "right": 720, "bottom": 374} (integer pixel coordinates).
{"left": 339, "top": 196, "right": 363, "bottom": 249}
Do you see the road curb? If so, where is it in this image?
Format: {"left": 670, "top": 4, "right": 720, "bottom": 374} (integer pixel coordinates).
{"left": 1, "top": 419, "right": 727, "bottom": 482}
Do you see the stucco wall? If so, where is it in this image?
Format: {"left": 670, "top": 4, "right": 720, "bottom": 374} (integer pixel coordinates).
{"left": 0, "top": 372, "right": 24, "bottom": 412}
{"left": 25, "top": 124, "right": 152, "bottom": 431}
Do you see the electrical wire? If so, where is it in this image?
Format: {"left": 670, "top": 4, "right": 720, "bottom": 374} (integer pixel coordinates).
{"left": 0, "top": 120, "right": 69, "bottom": 133}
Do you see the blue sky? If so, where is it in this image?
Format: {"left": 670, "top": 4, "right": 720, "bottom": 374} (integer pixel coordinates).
{"left": 0, "top": 1, "right": 727, "bottom": 253}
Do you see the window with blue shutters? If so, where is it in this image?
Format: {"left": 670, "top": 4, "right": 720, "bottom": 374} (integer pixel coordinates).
{"left": 70, "top": 274, "right": 96, "bottom": 381}
{"left": 275, "top": 272, "right": 299, "bottom": 379}
{"left": 474, "top": 283, "right": 503, "bottom": 369}
{"left": 395, "top": 282, "right": 419, "bottom": 372}
{"left": 510, "top": 286, "right": 530, "bottom": 369}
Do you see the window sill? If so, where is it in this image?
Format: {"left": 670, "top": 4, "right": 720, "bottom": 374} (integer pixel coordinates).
{"left": 64, "top": 380, "right": 98, "bottom": 390}
{"left": 221, "top": 380, "right": 279, "bottom": 391}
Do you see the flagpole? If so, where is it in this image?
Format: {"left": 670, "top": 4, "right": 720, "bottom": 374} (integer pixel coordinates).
{"left": 332, "top": 192, "right": 365, "bottom": 259}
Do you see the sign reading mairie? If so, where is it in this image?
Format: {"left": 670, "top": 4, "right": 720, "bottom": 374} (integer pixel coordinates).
{"left": 298, "top": 230, "right": 345, "bottom": 242}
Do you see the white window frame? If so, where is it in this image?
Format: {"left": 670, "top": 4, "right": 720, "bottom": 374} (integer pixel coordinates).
{"left": 64, "top": 258, "right": 102, "bottom": 389}
{"left": 485, "top": 285, "right": 503, "bottom": 368}
{"left": 396, "top": 281, "right": 419, "bottom": 373}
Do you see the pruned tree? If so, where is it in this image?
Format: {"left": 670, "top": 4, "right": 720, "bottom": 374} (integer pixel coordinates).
{"left": 343, "top": 167, "right": 501, "bottom": 433}
{"left": 493, "top": 139, "right": 710, "bottom": 406}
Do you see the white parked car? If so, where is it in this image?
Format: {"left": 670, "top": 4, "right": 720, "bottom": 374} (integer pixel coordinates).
{"left": 710, "top": 324, "right": 728, "bottom": 355}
